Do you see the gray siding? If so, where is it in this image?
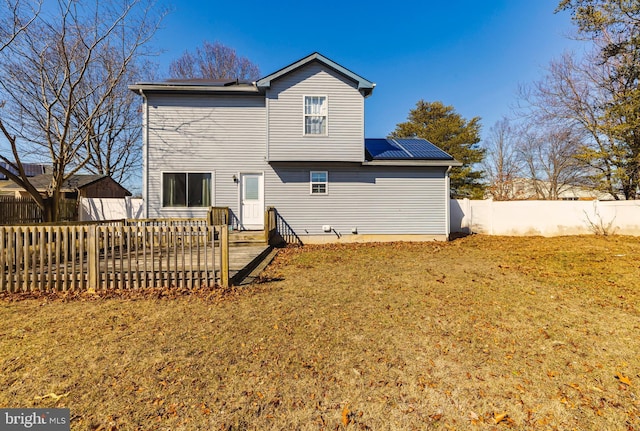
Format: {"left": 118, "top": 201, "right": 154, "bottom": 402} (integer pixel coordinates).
{"left": 143, "top": 81, "right": 449, "bottom": 237}
{"left": 145, "top": 93, "right": 267, "bottom": 219}
{"left": 267, "top": 164, "right": 448, "bottom": 235}
{"left": 267, "top": 62, "right": 364, "bottom": 162}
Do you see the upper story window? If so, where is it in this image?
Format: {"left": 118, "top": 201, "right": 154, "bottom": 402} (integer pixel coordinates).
{"left": 163, "top": 172, "right": 211, "bottom": 207}
{"left": 304, "top": 95, "right": 327, "bottom": 135}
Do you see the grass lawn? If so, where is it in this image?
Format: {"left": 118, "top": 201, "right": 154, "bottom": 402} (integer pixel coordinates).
{"left": 1, "top": 235, "right": 639, "bottom": 430}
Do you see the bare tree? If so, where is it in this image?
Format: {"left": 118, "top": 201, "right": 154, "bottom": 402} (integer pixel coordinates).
{"left": 518, "top": 51, "right": 633, "bottom": 199}
{"left": 517, "top": 125, "right": 587, "bottom": 200}
{"left": 169, "top": 40, "right": 260, "bottom": 81}
{"left": 0, "top": 0, "right": 41, "bottom": 52}
{"left": 75, "top": 56, "right": 157, "bottom": 184}
{"left": 482, "top": 118, "right": 523, "bottom": 200}
{"left": 0, "top": 0, "right": 164, "bottom": 221}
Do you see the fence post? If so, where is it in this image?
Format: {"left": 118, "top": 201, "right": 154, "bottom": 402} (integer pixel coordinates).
{"left": 220, "top": 224, "right": 229, "bottom": 288}
{"left": 88, "top": 225, "right": 98, "bottom": 291}
{"left": 264, "top": 208, "right": 269, "bottom": 244}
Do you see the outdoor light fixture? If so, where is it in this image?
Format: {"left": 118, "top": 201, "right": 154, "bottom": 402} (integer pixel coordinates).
{"left": 232, "top": 174, "right": 238, "bottom": 183}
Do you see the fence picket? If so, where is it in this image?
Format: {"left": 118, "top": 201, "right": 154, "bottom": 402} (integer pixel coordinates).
{"left": 0, "top": 221, "right": 226, "bottom": 292}
{"left": 0, "top": 228, "right": 6, "bottom": 292}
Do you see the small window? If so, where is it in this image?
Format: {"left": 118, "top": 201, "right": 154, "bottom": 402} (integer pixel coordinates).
{"left": 310, "top": 171, "right": 328, "bottom": 195}
{"left": 163, "top": 172, "right": 211, "bottom": 207}
{"left": 304, "top": 96, "right": 327, "bottom": 135}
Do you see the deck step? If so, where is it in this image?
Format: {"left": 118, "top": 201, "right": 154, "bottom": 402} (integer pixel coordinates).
{"left": 230, "top": 230, "right": 266, "bottom": 244}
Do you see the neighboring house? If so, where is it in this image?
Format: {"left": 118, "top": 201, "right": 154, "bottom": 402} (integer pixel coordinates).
{"left": 3, "top": 174, "right": 131, "bottom": 199}
{"left": 0, "top": 162, "right": 49, "bottom": 195}
{"left": 130, "top": 53, "right": 461, "bottom": 242}
{"left": 486, "top": 177, "right": 614, "bottom": 201}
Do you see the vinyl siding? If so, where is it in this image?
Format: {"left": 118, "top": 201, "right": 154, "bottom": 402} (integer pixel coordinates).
{"left": 143, "top": 85, "right": 449, "bottom": 236}
{"left": 145, "top": 93, "right": 267, "bottom": 219}
{"left": 267, "top": 164, "right": 448, "bottom": 235}
{"left": 267, "top": 62, "right": 364, "bottom": 162}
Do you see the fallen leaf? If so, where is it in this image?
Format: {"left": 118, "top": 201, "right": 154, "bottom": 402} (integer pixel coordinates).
{"left": 341, "top": 405, "right": 351, "bottom": 426}
{"left": 615, "top": 372, "right": 631, "bottom": 386}
{"left": 494, "top": 412, "right": 508, "bottom": 424}
{"left": 34, "top": 392, "right": 70, "bottom": 402}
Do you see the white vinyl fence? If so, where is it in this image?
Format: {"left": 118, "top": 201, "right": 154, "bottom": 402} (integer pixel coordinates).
{"left": 80, "top": 197, "right": 144, "bottom": 221}
{"left": 451, "top": 199, "right": 640, "bottom": 236}
{"left": 83, "top": 198, "right": 640, "bottom": 238}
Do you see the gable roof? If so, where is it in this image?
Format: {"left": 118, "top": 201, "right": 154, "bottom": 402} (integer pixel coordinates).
{"left": 130, "top": 52, "right": 376, "bottom": 97}
{"left": 256, "top": 52, "right": 376, "bottom": 97}
{"left": 364, "top": 138, "right": 462, "bottom": 167}
{"left": 3, "top": 174, "right": 131, "bottom": 195}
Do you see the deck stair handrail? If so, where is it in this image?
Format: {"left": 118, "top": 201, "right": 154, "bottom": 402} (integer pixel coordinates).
{"left": 264, "top": 207, "right": 302, "bottom": 245}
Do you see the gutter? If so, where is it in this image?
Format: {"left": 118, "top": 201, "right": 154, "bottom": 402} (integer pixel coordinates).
{"left": 445, "top": 165, "right": 452, "bottom": 240}
{"left": 128, "top": 83, "right": 262, "bottom": 95}
{"left": 361, "top": 160, "right": 463, "bottom": 167}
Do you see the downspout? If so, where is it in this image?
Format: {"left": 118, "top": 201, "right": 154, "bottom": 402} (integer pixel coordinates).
{"left": 139, "top": 89, "right": 149, "bottom": 218}
{"left": 445, "top": 165, "right": 452, "bottom": 240}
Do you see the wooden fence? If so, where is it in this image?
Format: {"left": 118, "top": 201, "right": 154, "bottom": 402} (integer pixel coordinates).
{"left": 0, "top": 196, "right": 78, "bottom": 224}
{"left": 0, "top": 222, "right": 229, "bottom": 293}
{"left": 0, "top": 196, "right": 42, "bottom": 224}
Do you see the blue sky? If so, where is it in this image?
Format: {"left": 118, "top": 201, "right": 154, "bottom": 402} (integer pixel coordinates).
{"left": 153, "top": 0, "right": 584, "bottom": 142}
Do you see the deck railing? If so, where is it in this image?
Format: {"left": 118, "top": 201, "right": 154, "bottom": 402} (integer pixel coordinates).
{"left": 0, "top": 223, "right": 229, "bottom": 292}
{"left": 207, "top": 207, "right": 230, "bottom": 226}
{"left": 265, "top": 207, "right": 302, "bottom": 245}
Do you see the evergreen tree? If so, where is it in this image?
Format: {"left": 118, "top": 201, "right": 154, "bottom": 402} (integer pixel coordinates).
{"left": 391, "top": 100, "right": 485, "bottom": 198}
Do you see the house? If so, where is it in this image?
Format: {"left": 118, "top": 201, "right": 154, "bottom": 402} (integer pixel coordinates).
{"left": 3, "top": 174, "right": 131, "bottom": 199}
{"left": 130, "top": 53, "right": 461, "bottom": 243}
{"left": 486, "top": 177, "right": 615, "bottom": 201}
{"left": 0, "top": 162, "right": 49, "bottom": 195}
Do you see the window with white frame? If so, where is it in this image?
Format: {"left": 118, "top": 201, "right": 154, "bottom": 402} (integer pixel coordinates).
{"left": 162, "top": 172, "right": 211, "bottom": 207}
{"left": 304, "top": 96, "right": 327, "bottom": 135}
{"left": 310, "top": 171, "right": 328, "bottom": 195}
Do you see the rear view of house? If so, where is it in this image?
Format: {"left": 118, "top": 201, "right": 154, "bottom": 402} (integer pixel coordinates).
{"left": 130, "top": 53, "right": 461, "bottom": 242}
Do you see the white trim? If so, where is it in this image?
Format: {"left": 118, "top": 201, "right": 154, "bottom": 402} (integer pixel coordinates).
{"left": 265, "top": 95, "right": 270, "bottom": 161}
{"left": 303, "top": 95, "right": 328, "bottom": 136}
{"left": 160, "top": 171, "right": 214, "bottom": 208}
{"left": 141, "top": 91, "right": 149, "bottom": 218}
{"left": 310, "top": 170, "right": 328, "bottom": 195}
{"left": 445, "top": 166, "right": 451, "bottom": 239}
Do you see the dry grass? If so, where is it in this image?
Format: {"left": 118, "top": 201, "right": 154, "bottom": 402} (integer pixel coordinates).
{"left": 1, "top": 235, "right": 639, "bottom": 430}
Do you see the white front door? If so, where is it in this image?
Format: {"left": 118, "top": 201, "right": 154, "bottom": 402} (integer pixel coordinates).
{"left": 240, "top": 173, "right": 263, "bottom": 229}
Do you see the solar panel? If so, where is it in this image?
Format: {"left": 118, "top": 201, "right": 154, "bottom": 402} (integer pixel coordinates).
{"left": 365, "top": 138, "right": 453, "bottom": 160}
{"left": 395, "top": 139, "right": 453, "bottom": 160}
{"left": 0, "top": 162, "right": 46, "bottom": 179}
{"left": 364, "top": 138, "right": 408, "bottom": 160}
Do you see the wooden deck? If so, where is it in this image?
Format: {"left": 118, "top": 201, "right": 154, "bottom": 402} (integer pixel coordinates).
{"left": 1, "top": 224, "right": 272, "bottom": 292}
{"left": 228, "top": 244, "right": 271, "bottom": 282}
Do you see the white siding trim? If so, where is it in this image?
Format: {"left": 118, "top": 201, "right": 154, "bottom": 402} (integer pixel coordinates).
{"left": 445, "top": 167, "right": 451, "bottom": 238}
{"left": 265, "top": 95, "right": 270, "bottom": 161}
{"left": 142, "top": 92, "right": 149, "bottom": 218}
